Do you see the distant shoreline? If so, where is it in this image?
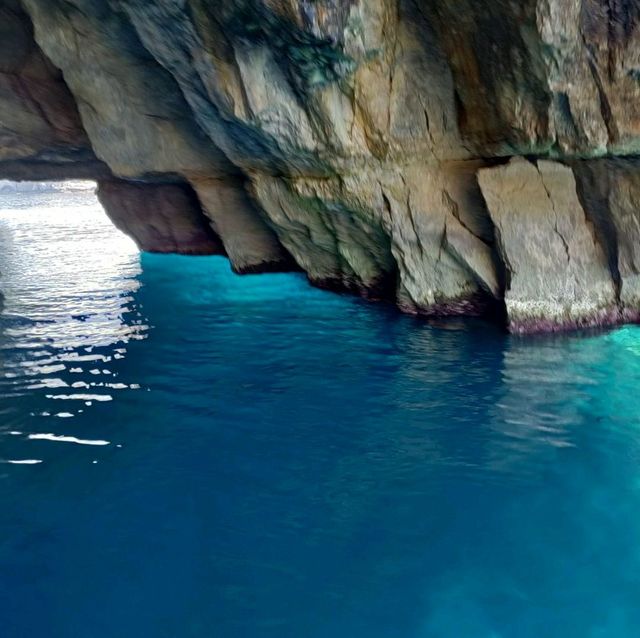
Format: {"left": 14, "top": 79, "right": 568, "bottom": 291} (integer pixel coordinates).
{"left": 0, "top": 180, "right": 96, "bottom": 194}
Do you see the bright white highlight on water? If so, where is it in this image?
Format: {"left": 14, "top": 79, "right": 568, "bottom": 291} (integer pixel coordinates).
{"left": 28, "top": 433, "right": 111, "bottom": 446}
{"left": 5, "top": 459, "right": 43, "bottom": 465}
{"left": 45, "top": 394, "right": 113, "bottom": 402}
{"left": 0, "top": 181, "right": 141, "bottom": 354}
{"left": 0, "top": 182, "right": 146, "bottom": 445}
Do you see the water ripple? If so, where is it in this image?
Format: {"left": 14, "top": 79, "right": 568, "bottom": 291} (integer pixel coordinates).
{"left": 27, "top": 433, "right": 110, "bottom": 446}
{"left": 0, "top": 187, "right": 145, "bottom": 453}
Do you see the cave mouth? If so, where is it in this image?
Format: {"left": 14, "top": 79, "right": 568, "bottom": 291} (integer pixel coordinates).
{"left": 0, "top": 178, "right": 139, "bottom": 252}
{"left": 0, "top": 177, "right": 227, "bottom": 261}
{"left": 0, "top": 179, "right": 140, "bottom": 299}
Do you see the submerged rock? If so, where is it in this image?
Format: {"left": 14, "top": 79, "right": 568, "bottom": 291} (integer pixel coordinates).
{"left": 3, "top": 0, "right": 640, "bottom": 331}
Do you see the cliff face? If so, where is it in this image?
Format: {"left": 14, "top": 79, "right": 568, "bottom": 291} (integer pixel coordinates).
{"left": 3, "top": 0, "right": 640, "bottom": 332}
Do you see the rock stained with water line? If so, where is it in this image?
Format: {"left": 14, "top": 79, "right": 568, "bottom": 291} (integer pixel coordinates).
{"left": 3, "top": 0, "right": 640, "bottom": 332}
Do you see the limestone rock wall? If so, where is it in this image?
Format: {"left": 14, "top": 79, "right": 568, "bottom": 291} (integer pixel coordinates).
{"left": 573, "top": 159, "right": 640, "bottom": 320}
{"left": 0, "top": 0, "right": 107, "bottom": 178}
{"left": 478, "top": 159, "right": 617, "bottom": 332}
{"left": 3, "top": 0, "right": 640, "bottom": 332}
{"left": 97, "top": 180, "right": 225, "bottom": 255}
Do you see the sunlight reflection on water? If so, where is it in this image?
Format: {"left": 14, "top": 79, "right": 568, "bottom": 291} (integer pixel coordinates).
{"left": 0, "top": 187, "right": 146, "bottom": 460}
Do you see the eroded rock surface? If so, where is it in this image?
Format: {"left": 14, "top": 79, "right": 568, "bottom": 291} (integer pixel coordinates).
{"left": 192, "top": 178, "right": 295, "bottom": 273}
{"left": 0, "top": 0, "right": 106, "bottom": 178}
{"left": 479, "top": 158, "right": 617, "bottom": 332}
{"left": 574, "top": 159, "right": 640, "bottom": 321}
{"left": 3, "top": 0, "right": 640, "bottom": 331}
{"left": 97, "top": 180, "right": 225, "bottom": 255}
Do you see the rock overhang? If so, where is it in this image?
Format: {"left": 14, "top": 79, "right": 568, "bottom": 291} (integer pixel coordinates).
{"left": 2, "top": 0, "right": 640, "bottom": 333}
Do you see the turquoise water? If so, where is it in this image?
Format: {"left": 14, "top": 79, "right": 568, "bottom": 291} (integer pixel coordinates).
{"left": 1, "top": 190, "right": 640, "bottom": 637}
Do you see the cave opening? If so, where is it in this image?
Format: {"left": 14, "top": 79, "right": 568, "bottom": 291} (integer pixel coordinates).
{"left": 0, "top": 178, "right": 136, "bottom": 251}
{"left": 0, "top": 179, "right": 140, "bottom": 320}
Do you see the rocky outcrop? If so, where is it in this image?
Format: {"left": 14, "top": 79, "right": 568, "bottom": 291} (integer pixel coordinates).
{"left": 0, "top": 0, "right": 107, "bottom": 179}
{"left": 573, "top": 159, "right": 640, "bottom": 321}
{"left": 192, "top": 178, "right": 294, "bottom": 273}
{"left": 3, "top": 0, "right": 640, "bottom": 332}
{"left": 478, "top": 158, "right": 618, "bottom": 332}
{"left": 97, "top": 180, "right": 225, "bottom": 256}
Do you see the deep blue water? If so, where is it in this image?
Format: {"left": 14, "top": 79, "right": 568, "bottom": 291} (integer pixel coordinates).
{"left": 1, "top": 189, "right": 640, "bottom": 637}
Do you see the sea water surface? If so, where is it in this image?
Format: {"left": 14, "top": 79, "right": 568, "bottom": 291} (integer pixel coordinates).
{"left": 1, "top": 187, "right": 640, "bottom": 638}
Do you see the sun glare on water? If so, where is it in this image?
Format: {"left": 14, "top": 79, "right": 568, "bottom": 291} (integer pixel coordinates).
{"left": 0, "top": 180, "right": 146, "bottom": 450}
